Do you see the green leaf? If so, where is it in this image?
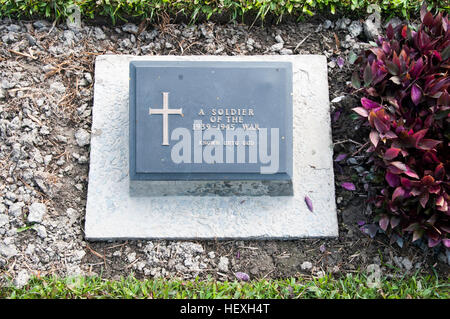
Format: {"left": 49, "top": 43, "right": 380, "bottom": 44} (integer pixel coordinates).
{"left": 434, "top": 109, "right": 450, "bottom": 120}
{"left": 302, "top": 6, "right": 314, "bottom": 16}
{"left": 405, "top": 222, "right": 420, "bottom": 232}
{"left": 386, "top": 60, "right": 399, "bottom": 75}
{"left": 351, "top": 71, "right": 361, "bottom": 89}
{"left": 412, "top": 229, "right": 424, "bottom": 242}
{"left": 17, "top": 225, "right": 33, "bottom": 233}
{"left": 442, "top": 45, "right": 450, "bottom": 61}
{"left": 287, "top": 3, "right": 293, "bottom": 13}
{"left": 348, "top": 51, "right": 358, "bottom": 65}
{"left": 363, "top": 63, "right": 373, "bottom": 87}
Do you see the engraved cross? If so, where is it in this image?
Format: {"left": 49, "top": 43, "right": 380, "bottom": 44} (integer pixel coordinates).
{"left": 149, "top": 92, "right": 183, "bottom": 146}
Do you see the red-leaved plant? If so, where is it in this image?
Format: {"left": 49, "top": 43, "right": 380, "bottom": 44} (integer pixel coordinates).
{"left": 352, "top": 4, "right": 449, "bottom": 248}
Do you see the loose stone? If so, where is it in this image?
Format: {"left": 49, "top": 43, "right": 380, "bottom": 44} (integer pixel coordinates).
{"left": 75, "top": 128, "right": 91, "bottom": 147}
{"left": 27, "top": 202, "right": 47, "bottom": 223}
{"left": 218, "top": 257, "right": 229, "bottom": 272}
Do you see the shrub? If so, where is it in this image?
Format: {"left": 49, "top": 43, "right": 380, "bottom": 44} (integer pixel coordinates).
{"left": 0, "top": 0, "right": 449, "bottom": 24}
{"left": 352, "top": 4, "right": 449, "bottom": 248}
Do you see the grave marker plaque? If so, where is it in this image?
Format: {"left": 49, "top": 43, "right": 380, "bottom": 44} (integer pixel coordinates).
{"left": 129, "top": 61, "right": 293, "bottom": 196}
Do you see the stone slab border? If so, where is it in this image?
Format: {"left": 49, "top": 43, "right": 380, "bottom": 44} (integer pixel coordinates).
{"left": 85, "top": 55, "right": 338, "bottom": 240}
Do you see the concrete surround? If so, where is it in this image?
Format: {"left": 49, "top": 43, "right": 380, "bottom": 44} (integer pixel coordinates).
{"left": 85, "top": 55, "right": 338, "bottom": 240}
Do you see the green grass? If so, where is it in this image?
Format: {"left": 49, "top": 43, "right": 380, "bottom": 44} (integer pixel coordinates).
{"left": 1, "top": 273, "right": 449, "bottom": 299}
{"left": 0, "top": 0, "right": 449, "bottom": 25}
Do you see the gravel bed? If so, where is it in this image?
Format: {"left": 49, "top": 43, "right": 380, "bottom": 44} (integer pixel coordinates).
{"left": 0, "top": 16, "right": 448, "bottom": 287}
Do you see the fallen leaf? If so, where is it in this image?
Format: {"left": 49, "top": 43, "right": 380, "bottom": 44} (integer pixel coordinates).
{"left": 331, "top": 95, "right": 345, "bottom": 103}
{"left": 332, "top": 110, "right": 341, "bottom": 122}
{"left": 334, "top": 153, "right": 347, "bottom": 162}
{"left": 305, "top": 196, "right": 314, "bottom": 212}
{"left": 235, "top": 272, "right": 250, "bottom": 281}
{"left": 337, "top": 56, "right": 345, "bottom": 68}
{"left": 341, "top": 182, "right": 356, "bottom": 191}
{"left": 361, "top": 223, "right": 378, "bottom": 238}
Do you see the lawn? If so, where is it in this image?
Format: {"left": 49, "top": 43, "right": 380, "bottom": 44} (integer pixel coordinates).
{"left": 2, "top": 273, "right": 448, "bottom": 299}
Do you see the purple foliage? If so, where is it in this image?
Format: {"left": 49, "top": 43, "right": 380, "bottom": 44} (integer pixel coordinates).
{"left": 352, "top": 5, "right": 449, "bottom": 247}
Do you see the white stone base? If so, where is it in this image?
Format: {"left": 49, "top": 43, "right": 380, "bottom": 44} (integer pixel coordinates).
{"left": 85, "top": 55, "right": 338, "bottom": 240}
